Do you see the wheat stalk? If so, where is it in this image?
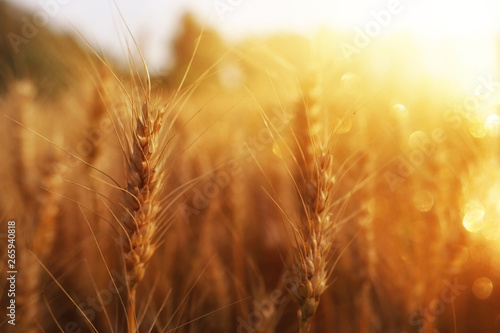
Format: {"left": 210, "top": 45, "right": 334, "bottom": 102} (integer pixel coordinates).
{"left": 121, "top": 99, "right": 167, "bottom": 333}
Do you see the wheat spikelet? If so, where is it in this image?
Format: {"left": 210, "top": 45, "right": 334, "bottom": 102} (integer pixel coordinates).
{"left": 121, "top": 99, "right": 167, "bottom": 333}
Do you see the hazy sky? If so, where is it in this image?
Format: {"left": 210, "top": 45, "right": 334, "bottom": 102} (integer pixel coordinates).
{"left": 6, "top": 0, "right": 500, "bottom": 72}
{"left": 8, "top": 0, "right": 347, "bottom": 71}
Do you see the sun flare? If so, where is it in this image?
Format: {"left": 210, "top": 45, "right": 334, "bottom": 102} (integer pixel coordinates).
{"left": 317, "top": 0, "right": 500, "bottom": 80}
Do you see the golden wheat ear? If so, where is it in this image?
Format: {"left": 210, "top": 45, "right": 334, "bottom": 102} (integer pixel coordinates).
{"left": 286, "top": 72, "right": 339, "bottom": 332}
{"left": 120, "top": 99, "right": 168, "bottom": 332}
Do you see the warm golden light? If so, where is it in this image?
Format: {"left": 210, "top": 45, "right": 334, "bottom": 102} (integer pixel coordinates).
{"left": 4, "top": 0, "right": 500, "bottom": 331}
{"left": 329, "top": 0, "right": 500, "bottom": 85}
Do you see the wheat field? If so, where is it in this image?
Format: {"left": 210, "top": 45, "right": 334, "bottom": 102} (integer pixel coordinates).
{"left": 1, "top": 2, "right": 500, "bottom": 333}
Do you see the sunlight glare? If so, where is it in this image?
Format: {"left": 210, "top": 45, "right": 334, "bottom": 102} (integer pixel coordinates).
{"left": 485, "top": 114, "right": 500, "bottom": 137}
{"left": 323, "top": 0, "right": 500, "bottom": 83}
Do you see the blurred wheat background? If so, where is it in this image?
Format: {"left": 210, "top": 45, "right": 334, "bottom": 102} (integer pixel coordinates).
{"left": 1, "top": 0, "right": 500, "bottom": 332}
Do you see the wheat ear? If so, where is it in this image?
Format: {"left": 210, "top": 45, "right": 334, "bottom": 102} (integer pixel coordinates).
{"left": 289, "top": 75, "right": 336, "bottom": 332}
{"left": 121, "top": 100, "right": 166, "bottom": 333}
{"left": 24, "top": 155, "right": 61, "bottom": 332}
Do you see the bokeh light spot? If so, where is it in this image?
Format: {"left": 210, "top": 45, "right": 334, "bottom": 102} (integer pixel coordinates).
{"left": 472, "top": 277, "right": 493, "bottom": 300}
{"left": 485, "top": 114, "right": 500, "bottom": 136}
{"left": 413, "top": 190, "right": 434, "bottom": 212}
{"left": 463, "top": 199, "right": 485, "bottom": 232}
{"left": 392, "top": 104, "right": 409, "bottom": 121}
{"left": 468, "top": 121, "right": 488, "bottom": 138}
